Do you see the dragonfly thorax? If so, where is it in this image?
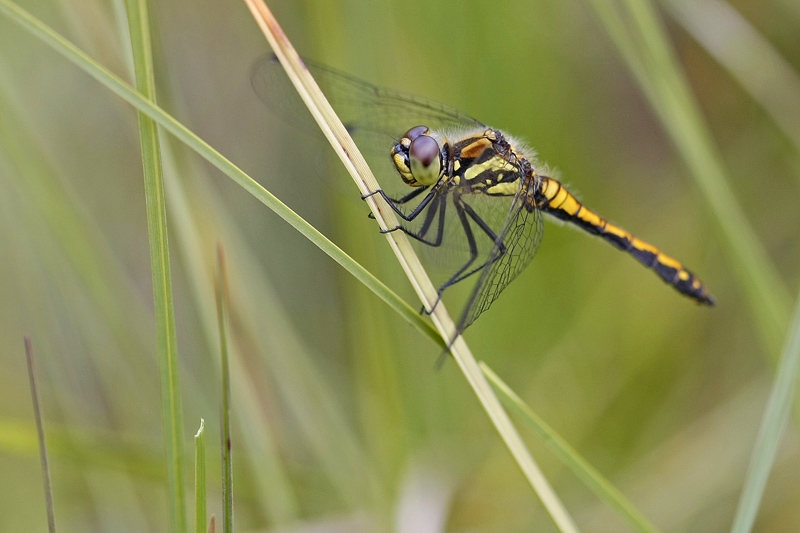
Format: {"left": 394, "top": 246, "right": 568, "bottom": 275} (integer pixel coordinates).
{"left": 449, "top": 128, "right": 531, "bottom": 198}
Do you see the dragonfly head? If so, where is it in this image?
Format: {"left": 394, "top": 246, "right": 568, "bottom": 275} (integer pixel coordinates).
{"left": 391, "top": 125, "right": 444, "bottom": 187}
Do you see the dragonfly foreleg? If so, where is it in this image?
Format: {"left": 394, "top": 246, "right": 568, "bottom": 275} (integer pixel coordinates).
{"left": 384, "top": 196, "right": 447, "bottom": 248}
{"left": 363, "top": 187, "right": 438, "bottom": 222}
{"left": 362, "top": 186, "right": 427, "bottom": 205}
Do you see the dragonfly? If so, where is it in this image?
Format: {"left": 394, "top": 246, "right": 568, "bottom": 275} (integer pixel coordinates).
{"left": 251, "top": 56, "right": 715, "bottom": 335}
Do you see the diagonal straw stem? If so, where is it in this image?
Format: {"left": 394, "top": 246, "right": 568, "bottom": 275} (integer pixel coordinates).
{"left": 242, "top": 1, "right": 578, "bottom": 530}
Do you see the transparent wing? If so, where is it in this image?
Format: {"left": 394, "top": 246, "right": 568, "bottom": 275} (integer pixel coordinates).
{"left": 250, "top": 54, "right": 487, "bottom": 201}
{"left": 457, "top": 177, "right": 544, "bottom": 334}
{"left": 250, "top": 54, "right": 540, "bottom": 333}
{"left": 250, "top": 54, "right": 484, "bottom": 146}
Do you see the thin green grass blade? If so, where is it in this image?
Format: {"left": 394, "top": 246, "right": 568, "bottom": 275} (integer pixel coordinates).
{"left": 215, "top": 248, "right": 233, "bottom": 533}
{"left": 163, "top": 143, "right": 300, "bottom": 522}
{"left": 481, "top": 363, "right": 660, "bottom": 533}
{"left": 25, "top": 338, "right": 57, "bottom": 533}
{"left": 589, "top": 4, "right": 800, "bottom": 529}
{"left": 123, "top": 0, "right": 186, "bottom": 530}
{"left": 731, "top": 291, "right": 800, "bottom": 532}
{"left": 195, "top": 419, "right": 206, "bottom": 533}
{"left": 0, "top": 0, "right": 442, "bottom": 350}
{"left": 662, "top": 0, "right": 800, "bottom": 159}
{"left": 588, "top": 0, "right": 792, "bottom": 356}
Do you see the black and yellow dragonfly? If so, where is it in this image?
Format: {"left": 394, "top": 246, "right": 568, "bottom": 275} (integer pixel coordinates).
{"left": 252, "top": 57, "right": 715, "bottom": 334}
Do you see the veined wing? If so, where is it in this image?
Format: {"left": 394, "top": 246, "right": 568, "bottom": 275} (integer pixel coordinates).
{"left": 457, "top": 176, "right": 544, "bottom": 334}
{"left": 250, "top": 55, "right": 484, "bottom": 146}
{"left": 251, "top": 55, "right": 487, "bottom": 202}
{"left": 251, "top": 55, "right": 540, "bottom": 333}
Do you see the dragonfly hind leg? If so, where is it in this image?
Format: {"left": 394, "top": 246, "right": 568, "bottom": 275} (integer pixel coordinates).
{"left": 422, "top": 198, "right": 507, "bottom": 316}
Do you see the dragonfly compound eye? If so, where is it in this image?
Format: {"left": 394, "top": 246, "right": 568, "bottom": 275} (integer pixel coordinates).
{"left": 408, "top": 134, "right": 442, "bottom": 186}
{"left": 404, "top": 125, "right": 429, "bottom": 141}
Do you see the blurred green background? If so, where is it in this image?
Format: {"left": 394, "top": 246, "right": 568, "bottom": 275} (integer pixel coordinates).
{"left": 1, "top": 0, "right": 799, "bottom": 531}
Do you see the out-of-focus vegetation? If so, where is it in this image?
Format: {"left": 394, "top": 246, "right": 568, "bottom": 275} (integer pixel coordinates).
{"left": 1, "top": 0, "right": 799, "bottom": 531}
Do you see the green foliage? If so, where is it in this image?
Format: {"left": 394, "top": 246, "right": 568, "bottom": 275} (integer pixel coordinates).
{"left": 0, "top": 0, "right": 798, "bottom": 531}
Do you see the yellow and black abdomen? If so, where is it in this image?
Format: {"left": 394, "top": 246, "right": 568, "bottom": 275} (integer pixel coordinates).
{"left": 534, "top": 176, "right": 715, "bottom": 305}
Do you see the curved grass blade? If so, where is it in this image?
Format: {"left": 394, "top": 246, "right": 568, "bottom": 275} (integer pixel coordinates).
{"left": 662, "top": 0, "right": 800, "bottom": 160}
{"left": 731, "top": 291, "right": 800, "bottom": 532}
{"left": 587, "top": 3, "right": 800, "bottom": 530}
{"left": 0, "top": 0, "right": 441, "bottom": 350}
{"left": 588, "top": 0, "right": 791, "bottom": 356}
{"left": 613, "top": 2, "right": 800, "bottom": 529}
